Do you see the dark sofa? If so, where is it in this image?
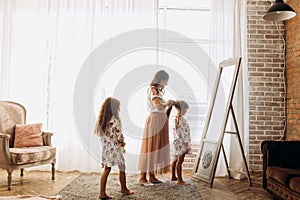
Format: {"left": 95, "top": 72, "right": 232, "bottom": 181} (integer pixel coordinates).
{"left": 261, "top": 141, "right": 300, "bottom": 200}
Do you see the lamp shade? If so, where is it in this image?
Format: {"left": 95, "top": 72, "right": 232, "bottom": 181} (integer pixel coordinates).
{"left": 263, "top": 0, "right": 296, "bottom": 21}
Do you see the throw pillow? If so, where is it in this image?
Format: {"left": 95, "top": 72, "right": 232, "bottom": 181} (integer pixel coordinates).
{"left": 14, "top": 123, "right": 43, "bottom": 148}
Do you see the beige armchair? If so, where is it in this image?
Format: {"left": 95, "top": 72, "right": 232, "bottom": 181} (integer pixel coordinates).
{"left": 0, "top": 101, "right": 56, "bottom": 190}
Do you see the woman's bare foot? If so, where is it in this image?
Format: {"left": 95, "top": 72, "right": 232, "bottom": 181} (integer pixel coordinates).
{"left": 171, "top": 176, "right": 178, "bottom": 181}
{"left": 120, "top": 188, "right": 134, "bottom": 195}
{"left": 149, "top": 177, "right": 162, "bottom": 184}
{"left": 177, "top": 180, "right": 190, "bottom": 186}
{"left": 138, "top": 177, "right": 148, "bottom": 184}
{"left": 98, "top": 194, "right": 113, "bottom": 199}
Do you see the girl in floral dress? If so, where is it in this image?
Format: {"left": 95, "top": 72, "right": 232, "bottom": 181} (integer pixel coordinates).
{"left": 94, "top": 97, "right": 133, "bottom": 199}
{"left": 171, "top": 100, "right": 191, "bottom": 186}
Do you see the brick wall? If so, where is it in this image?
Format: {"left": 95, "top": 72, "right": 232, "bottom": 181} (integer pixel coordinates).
{"left": 286, "top": 0, "right": 300, "bottom": 141}
{"left": 247, "top": 0, "right": 285, "bottom": 171}
{"left": 182, "top": 143, "right": 199, "bottom": 171}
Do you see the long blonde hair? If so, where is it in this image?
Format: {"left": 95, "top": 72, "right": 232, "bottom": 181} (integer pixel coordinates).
{"left": 94, "top": 97, "right": 121, "bottom": 136}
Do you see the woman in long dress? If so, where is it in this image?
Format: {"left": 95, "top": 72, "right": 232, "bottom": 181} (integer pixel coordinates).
{"left": 138, "top": 70, "right": 174, "bottom": 184}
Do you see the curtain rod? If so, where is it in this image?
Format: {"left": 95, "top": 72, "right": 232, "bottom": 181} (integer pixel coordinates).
{"left": 158, "top": 7, "right": 211, "bottom": 12}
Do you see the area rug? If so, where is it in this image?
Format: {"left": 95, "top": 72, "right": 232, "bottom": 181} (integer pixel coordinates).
{"left": 0, "top": 195, "right": 61, "bottom": 200}
{"left": 57, "top": 173, "right": 201, "bottom": 200}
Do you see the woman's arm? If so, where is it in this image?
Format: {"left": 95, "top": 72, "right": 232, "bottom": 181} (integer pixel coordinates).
{"left": 150, "top": 86, "right": 174, "bottom": 109}
{"left": 152, "top": 98, "right": 174, "bottom": 109}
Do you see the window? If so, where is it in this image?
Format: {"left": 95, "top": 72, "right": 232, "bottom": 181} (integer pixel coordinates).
{"left": 94, "top": 1, "right": 212, "bottom": 153}
{"left": 157, "top": 0, "right": 212, "bottom": 142}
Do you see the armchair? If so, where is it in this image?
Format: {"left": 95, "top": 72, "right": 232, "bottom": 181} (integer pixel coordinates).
{"left": 261, "top": 141, "right": 300, "bottom": 199}
{"left": 0, "top": 101, "right": 56, "bottom": 190}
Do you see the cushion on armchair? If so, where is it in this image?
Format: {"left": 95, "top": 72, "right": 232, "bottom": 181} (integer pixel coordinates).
{"left": 267, "top": 166, "right": 300, "bottom": 186}
{"left": 14, "top": 123, "right": 43, "bottom": 148}
{"left": 9, "top": 146, "right": 56, "bottom": 165}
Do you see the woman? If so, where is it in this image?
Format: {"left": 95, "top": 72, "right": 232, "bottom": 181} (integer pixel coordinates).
{"left": 138, "top": 70, "right": 175, "bottom": 184}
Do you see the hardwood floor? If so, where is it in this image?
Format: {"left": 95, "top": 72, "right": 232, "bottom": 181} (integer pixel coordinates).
{"left": 193, "top": 173, "right": 274, "bottom": 200}
{"left": 0, "top": 170, "right": 81, "bottom": 196}
{"left": 0, "top": 170, "right": 274, "bottom": 199}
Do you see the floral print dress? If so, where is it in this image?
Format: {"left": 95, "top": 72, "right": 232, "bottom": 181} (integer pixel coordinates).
{"left": 100, "top": 116, "right": 125, "bottom": 168}
{"left": 173, "top": 116, "right": 191, "bottom": 156}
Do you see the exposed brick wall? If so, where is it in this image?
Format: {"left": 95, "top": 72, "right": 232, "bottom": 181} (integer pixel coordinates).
{"left": 286, "top": 0, "right": 300, "bottom": 141}
{"left": 247, "top": 0, "right": 285, "bottom": 171}
{"left": 182, "top": 143, "right": 199, "bottom": 172}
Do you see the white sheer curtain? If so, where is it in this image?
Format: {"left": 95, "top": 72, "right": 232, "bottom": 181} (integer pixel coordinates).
{"left": 209, "top": 0, "right": 249, "bottom": 178}
{"left": 0, "top": 0, "right": 156, "bottom": 172}
{"left": 0, "top": 0, "right": 50, "bottom": 123}
{"left": 49, "top": 0, "right": 156, "bottom": 172}
{"left": 0, "top": 0, "right": 249, "bottom": 175}
{"left": 0, "top": 0, "right": 11, "bottom": 99}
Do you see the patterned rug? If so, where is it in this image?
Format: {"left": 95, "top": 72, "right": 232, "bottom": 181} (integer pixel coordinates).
{"left": 0, "top": 195, "right": 61, "bottom": 200}
{"left": 57, "top": 173, "right": 201, "bottom": 200}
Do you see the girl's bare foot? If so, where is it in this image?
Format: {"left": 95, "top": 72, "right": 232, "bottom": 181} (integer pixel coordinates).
{"left": 98, "top": 194, "right": 113, "bottom": 199}
{"left": 177, "top": 180, "right": 190, "bottom": 186}
{"left": 171, "top": 177, "right": 178, "bottom": 181}
{"left": 120, "top": 188, "right": 134, "bottom": 195}
{"left": 149, "top": 177, "right": 162, "bottom": 184}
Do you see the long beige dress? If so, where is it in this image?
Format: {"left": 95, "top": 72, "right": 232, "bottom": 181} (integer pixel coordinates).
{"left": 138, "top": 86, "right": 170, "bottom": 174}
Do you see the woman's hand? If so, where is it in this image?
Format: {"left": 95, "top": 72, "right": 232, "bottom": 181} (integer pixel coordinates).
{"left": 166, "top": 100, "right": 175, "bottom": 106}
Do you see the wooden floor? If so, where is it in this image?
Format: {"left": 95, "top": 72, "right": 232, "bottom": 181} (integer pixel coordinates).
{"left": 0, "top": 170, "right": 274, "bottom": 199}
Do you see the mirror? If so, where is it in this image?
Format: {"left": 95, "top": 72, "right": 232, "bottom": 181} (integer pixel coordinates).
{"left": 192, "top": 57, "right": 241, "bottom": 186}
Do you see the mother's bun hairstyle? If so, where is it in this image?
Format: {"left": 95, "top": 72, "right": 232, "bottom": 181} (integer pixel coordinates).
{"left": 150, "top": 70, "right": 169, "bottom": 86}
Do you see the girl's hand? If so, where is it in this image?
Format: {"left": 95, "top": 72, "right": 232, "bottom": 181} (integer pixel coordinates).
{"left": 184, "top": 142, "right": 189, "bottom": 154}
{"left": 184, "top": 149, "right": 189, "bottom": 154}
{"left": 120, "top": 141, "right": 126, "bottom": 147}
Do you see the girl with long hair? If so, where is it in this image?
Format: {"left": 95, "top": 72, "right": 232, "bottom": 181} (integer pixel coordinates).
{"left": 95, "top": 97, "right": 133, "bottom": 199}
